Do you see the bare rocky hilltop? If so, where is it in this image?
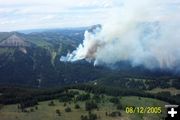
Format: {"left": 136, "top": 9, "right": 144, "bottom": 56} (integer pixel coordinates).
{"left": 0, "top": 34, "right": 30, "bottom": 47}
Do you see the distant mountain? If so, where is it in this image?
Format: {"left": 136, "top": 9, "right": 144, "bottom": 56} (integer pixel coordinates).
{"left": 18, "top": 27, "right": 88, "bottom": 34}
{"left": 87, "top": 24, "right": 102, "bottom": 33}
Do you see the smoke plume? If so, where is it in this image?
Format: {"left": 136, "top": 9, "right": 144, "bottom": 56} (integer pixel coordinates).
{"left": 60, "top": 0, "right": 180, "bottom": 70}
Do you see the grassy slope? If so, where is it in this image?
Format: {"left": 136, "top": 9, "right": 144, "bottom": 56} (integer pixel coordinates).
{"left": 146, "top": 87, "right": 180, "bottom": 95}
{"left": 28, "top": 39, "right": 52, "bottom": 47}
{"left": 0, "top": 90, "right": 168, "bottom": 120}
{"left": 121, "top": 96, "right": 167, "bottom": 120}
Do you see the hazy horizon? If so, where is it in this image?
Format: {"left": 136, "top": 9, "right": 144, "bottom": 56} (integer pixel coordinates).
{"left": 0, "top": 26, "right": 90, "bottom": 33}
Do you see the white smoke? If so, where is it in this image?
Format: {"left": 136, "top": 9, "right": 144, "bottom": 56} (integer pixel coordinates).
{"left": 60, "top": 0, "right": 180, "bottom": 70}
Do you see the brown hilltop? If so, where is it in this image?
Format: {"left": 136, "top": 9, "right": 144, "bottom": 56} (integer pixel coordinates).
{"left": 0, "top": 34, "right": 30, "bottom": 47}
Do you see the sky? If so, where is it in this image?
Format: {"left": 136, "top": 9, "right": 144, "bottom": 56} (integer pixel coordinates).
{"left": 0, "top": 0, "right": 179, "bottom": 31}
{"left": 0, "top": 0, "right": 117, "bottom": 31}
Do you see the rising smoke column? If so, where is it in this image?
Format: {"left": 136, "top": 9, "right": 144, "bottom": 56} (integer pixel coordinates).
{"left": 60, "top": 0, "right": 180, "bottom": 70}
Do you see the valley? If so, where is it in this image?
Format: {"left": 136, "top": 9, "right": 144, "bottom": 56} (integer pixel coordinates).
{"left": 0, "top": 88, "right": 167, "bottom": 120}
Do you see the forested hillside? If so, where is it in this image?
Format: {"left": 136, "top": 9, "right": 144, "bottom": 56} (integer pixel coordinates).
{"left": 0, "top": 30, "right": 180, "bottom": 90}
